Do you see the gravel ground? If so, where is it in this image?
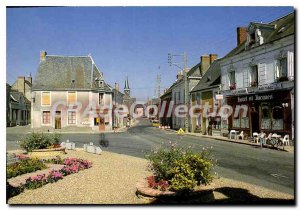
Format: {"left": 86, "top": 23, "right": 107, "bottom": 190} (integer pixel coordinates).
{"left": 8, "top": 149, "right": 294, "bottom": 204}
{"left": 8, "top": 149, "right": 151, "bottom": 204}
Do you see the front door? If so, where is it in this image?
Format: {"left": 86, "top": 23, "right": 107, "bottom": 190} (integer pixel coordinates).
{"left": 251, "top": 107, "right": 259, "bottom": 134}
{"left": 99, "top": 117, "right": 105, "bottom": 131}
{"left": 55, "top": 111, "right": 61, "bottom": 129}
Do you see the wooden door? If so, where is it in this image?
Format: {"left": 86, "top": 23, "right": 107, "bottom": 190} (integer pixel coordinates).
{"left": 55, "top": 111, "right": 61, "bottom": 129}
{"left": 99, "top": 117, "right": 105, "bottom": 131}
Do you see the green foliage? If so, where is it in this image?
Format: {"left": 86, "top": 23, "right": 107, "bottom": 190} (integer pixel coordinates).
{"left": 20, "top": 132, "right": 62, "bottom": 152}
{"left": 7, "top": 158, "right": 47, "bottom": 179}
{"left": 146, "top": 142, "right": 214, "bottom": 192}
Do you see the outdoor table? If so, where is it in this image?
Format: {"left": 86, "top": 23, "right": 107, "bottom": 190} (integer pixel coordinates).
{"left": 270, "top": 134, "right": 282, "bottom": 147}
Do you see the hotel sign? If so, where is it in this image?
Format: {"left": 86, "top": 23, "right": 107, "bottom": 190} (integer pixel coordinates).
{"left": 237, "top": 94, "right": 274, "bottom": 103}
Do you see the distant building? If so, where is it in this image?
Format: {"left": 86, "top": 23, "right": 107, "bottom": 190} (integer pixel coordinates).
{"left": 31, "top": 51, "right": 114, "bottom": 131}
{"left": 7, "top": 75, "right": 32, "bottom": 127}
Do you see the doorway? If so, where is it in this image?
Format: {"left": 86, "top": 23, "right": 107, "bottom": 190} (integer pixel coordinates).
{"left": 251, "top": 106, "right": 259, "bottom": 134}
{"left": 55, "top": 111, "right": 61, "bottom": 129}
{"left": 99, "top": 117, "right": 105, "bottom": 131}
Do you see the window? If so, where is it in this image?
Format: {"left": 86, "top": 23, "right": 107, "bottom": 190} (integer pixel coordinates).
{"left": 272, "top": 106, "right": 283, "bottom": 130}
{"left": 42, "top": 111, "right": 50, "bottom": 124}
{"left": 228, "top": 71, "right": 236, "bottom": 89}
{"left": 41, "top": 92, "right": 50, "bottom": 106}
{"left": 250, "top": 65, "right": 258, "bottom": 87}
{"left": 99, "top": 93, "right": 104, "bottom": 104}
{"left": 68, "top": 111, "right": 76, "bottom": 125}
{"left": 233, "top": 109, "right": 240, "bottom": 128}
{"left": 67, "top": 91, "right": 76, "bottom": 106}
{"left": 279, "top": 57, "right": 288, "bottom": 77}
{"left": 261, "top": 104, "right": 271, "bottom": 129}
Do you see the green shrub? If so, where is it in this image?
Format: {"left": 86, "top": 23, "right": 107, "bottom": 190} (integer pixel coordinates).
{"left": 7, "top": 158, "right": 47, "bottom": 179}
{"left": 146, "top": 142, "right": 214, "bottom": 192}
{"left": 20, "top": 132, "right": 61, "bottom": 152}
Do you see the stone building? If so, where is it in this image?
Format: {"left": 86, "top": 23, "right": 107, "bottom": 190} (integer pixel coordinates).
{"left": 7, "top": 75, "right": 32, "bottom": 127}
{"left": 220, "top": 12, "right": 294, "bottom": 139}
{"left": 31, "top": 51, "right": 114, "bottom": 131}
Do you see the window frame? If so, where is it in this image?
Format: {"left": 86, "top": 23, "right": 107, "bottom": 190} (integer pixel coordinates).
{"left": 67, "top": 91, "right": 77, "bottom": 106}
{"left": 42, "top": 111, "right": 51, "bottom": 125}
{"left": 41, "top": 91, "right": 51, "bottom": 106}
{"left": 67, "top": 110, "right": 77, "bottom": 125}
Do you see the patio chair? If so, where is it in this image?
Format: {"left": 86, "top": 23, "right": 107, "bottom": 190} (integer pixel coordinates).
{"left": 281, "top": 135, "right": 290, "bottom": 146}
{"left": 238, "top": 131, "right": 244, "bottom": 140}
{"left": 252, "top": 132, "right": 259, "bottom": 143}
{"left": 229, "top": 130, "right": 237, "bottom": 140}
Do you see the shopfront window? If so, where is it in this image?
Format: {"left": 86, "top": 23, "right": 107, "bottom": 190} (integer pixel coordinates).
{"left": 272, "top": 105, "right": 284, "bottom": 130}
{"left": 211, "top": 117, "right": 221, "bottom": 130}
{"left": 241, "top": 115, "right": 249, "bottom": 128}
{"left": 261, "top": 104, "right": 271, "bottom": 130}
{"left": 233, "top": 109, "right": 240, "bottom": 128}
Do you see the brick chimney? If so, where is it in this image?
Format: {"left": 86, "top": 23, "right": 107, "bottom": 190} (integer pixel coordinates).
{"left": 40, "top": 51, "right": 47, "bottom": 62}
{"left": 26, "top": 74, "right": 32, "bottom": 84}
{"left": 115, "top": 82, "right": 119, "bottom": 91}
{"left": 209, "top": 54, "right": 218, "bottom": 64}
{"left": 237, "top": 27, "right": 247, "bottom": 46}
{"left": 17, "top": 76, "right": 25, "bottom": 95}
{"left": 200, "top": 55, "right": 210, "bottom": 75}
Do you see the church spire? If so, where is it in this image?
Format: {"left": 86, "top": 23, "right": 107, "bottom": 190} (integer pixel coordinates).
{"left": 124, "top": 76, "right": 130, "bottom": 90}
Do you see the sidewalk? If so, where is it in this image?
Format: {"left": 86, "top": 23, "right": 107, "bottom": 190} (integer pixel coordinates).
{"left": 163, "top": 128, "right": 294, "bottom": 153}
{"left": 6, "top": 125, "right": 129, "bottom": 134}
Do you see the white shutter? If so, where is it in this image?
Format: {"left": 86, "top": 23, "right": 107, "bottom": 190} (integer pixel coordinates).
{"left": 274, "top": 60, "right": 279, "bottom": 80}
{"left": 243, "top": 70, "right": 249, "bottom": 87}
{"left": 258, "top": 63, "right": 266, "bottom": 85}
{"left": 288, "top": 51, "right": 294, "bottom": 80}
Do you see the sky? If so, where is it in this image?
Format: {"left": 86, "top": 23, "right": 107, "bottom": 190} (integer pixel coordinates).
{"left": 6, "top": 6, "right": 294, "bottom": 101}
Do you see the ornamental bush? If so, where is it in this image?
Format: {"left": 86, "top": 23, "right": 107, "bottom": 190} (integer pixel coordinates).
{"left": 20, "top": 132, "right": 62, "bottom": 152}
{"left": 146, "top": 142, "right": 214, "bottom": 192}
{"left": 7, "top": 158, "right": 47, "bottom": 179}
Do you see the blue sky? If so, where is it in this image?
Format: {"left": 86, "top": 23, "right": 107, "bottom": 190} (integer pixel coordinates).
{"left": 6, "top": 6, "right": 294, "bottom": 101}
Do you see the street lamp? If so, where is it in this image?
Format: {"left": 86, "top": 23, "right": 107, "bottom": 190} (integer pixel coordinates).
{"left": 168, "top": 52, "right": 189, "bottom": 132}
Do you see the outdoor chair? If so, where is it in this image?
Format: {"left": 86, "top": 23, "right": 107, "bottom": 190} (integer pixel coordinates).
{"left": 281, "top": 135, "right": 290, "bottom": 146}
{"left": 238, "top": 131, "right": 244, "bottom": 140}
{"left": 252, "top": 132, "right": 259, "bottom": 143}
{"left": 229, "top": 130, "right": 237, "bottom": 140}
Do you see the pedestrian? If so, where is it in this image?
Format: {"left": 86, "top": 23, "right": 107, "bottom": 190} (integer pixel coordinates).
{"left": 259, "top": 131, "right": 266, "bottom": 148}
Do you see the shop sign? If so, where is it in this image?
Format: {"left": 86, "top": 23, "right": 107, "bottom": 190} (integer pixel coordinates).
{"left": 230, "top": 89, "right": 247, "bottom": 95}
{"left": 237, "top": 94, "right": 274, "bottom": 103}
{"left": 215, "top": 94, "right": 223, "bottom": 100}
{"left": 258, "top": 83, "right": 282, "bottom": 91}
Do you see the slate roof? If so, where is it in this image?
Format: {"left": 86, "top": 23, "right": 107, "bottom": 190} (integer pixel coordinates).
{"left": 33, "top": 55, "right": 112, "bottom": 92}
{"left": 224, "top": 12, "right": 294, "bottom": 59}
{"left": 191, "top": 60, "right": 221, "bottom": 92}
{"left": 10, "top": 91, "right": 30, "bottom": 104}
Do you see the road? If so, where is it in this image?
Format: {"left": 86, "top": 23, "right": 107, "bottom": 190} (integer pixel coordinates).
{"left": 6, "top": 119, "right": 294, "bottom": 195}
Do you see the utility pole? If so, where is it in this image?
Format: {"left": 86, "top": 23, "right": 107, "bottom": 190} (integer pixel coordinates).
{"left": 168, "top": 51, "right": 189, "bottom": 133}
{"left": 157, "top": 74, "right": 161, "bottom": 98}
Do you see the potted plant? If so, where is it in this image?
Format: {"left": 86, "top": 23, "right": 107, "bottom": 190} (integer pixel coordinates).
{"left": 229, "top": 83, "right": 236, "bottom": 90}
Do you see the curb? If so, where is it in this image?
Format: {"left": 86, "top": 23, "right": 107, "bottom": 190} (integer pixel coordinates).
{"left": 160, "top": 128, "right": 293, "bottom": 153}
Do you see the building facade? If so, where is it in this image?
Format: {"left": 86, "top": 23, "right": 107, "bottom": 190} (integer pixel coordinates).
{"left": 31, "top": 51, "right": 114, "bottom": 131}
{"left": 220, "top": 12, "right": 294, "bottom": 139}
{"left": 190, "top": 60, "right": 222, "bottom": 135}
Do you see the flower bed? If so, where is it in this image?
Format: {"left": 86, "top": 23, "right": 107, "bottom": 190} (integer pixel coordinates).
{"left": 28, "top": 147, "right": 66, "bottom": 159}
{"left": 140, "top": 142, "right": 215, "bottom": 196}
{"left": 7, "top": 156, "right": 47, "bottom": 179}
{"left": 7, "top": 157, "right": 93, "bottom": 199}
